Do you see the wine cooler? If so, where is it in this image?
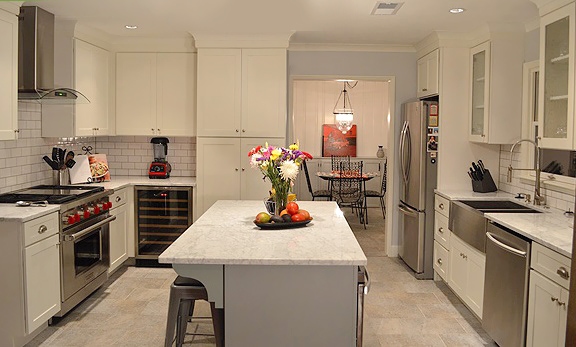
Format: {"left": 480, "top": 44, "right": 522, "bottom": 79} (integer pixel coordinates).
{"left": 135, "top": 186, "right": 193, "bottom": 263}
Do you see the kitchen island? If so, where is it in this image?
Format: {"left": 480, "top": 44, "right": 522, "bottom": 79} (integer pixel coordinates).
{"left": 159, "top": 200, "right": 367, "bottom": 347}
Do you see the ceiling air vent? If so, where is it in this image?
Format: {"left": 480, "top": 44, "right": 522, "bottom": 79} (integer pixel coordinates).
{"left": 371, "top": 2, "right": 404, "bottom": 15}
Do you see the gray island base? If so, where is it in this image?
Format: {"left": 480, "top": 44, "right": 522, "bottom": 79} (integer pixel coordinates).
{"left": 159, "top": 200, "right": 367, "bottom": 347}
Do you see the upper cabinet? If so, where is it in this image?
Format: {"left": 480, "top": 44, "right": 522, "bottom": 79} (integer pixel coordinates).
{"left": 74, "top": 39, "right": 110, "bottom": 136}
{"left": 468, "top": 34, "right": 524, "bottom": 144}
{"left": 196, "top": 48, "right": 287, "bottom": 138}
{"left": 417, "top": 49, "right": 439, "bottom": 98}
{"left": 116, "top": 52, "right": 196, "bottom": 137}
{"left": 538, "top": 3, "right": 574, "bottom": 149}
{"left": 0, "top": 8, "right": 18, "bottom": 140}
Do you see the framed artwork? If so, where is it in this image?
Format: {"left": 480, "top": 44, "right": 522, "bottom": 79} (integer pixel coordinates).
{"left": 322, "top": 124, "right": 357, "bottom": 157}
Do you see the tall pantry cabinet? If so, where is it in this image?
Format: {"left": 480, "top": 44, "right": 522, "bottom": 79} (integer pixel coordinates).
{"left": 0, "top": 4, "right": 18, "bottom": 140}
{"left": 196, "top": 46, "right": 288, "bottom": 218}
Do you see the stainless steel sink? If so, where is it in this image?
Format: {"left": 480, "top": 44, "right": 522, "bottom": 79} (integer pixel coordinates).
{"left": 456, "top": 200, "right": 541, "bottom": 213}
{"left": 448, "top": 199, "right": 540, "bottom": 253}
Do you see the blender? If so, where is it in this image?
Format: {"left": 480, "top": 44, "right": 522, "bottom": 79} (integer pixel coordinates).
{"left": 148, "top": 137, "right": 172, "bottom": 179}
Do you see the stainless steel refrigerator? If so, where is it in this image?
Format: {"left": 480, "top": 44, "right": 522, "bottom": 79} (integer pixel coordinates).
{"left": 398, "top": 100, "right": 438, "bottom": 279}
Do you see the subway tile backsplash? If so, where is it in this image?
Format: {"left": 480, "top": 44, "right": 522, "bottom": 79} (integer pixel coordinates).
{"left": 0, "top": 102, "right": 196, "bottom": 194}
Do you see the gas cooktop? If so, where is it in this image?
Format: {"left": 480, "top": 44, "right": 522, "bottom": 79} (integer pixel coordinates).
{"left": 0, "top": 185, "right": 105, "bottom": 204}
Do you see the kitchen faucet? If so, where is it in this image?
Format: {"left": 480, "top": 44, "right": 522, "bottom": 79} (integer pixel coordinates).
{"left": 507, "top": 139, "right": 545, "bottom": 206}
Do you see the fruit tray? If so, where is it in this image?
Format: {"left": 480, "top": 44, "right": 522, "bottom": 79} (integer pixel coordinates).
{"left": 253, "top": 220, "right": 312, "bottom": 229}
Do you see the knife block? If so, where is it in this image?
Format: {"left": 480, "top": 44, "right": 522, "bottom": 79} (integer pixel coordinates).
{"left": 471, "top": 169, "right": 497, "bottom": 193}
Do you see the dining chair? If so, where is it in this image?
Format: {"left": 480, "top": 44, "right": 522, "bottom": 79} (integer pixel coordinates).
{"left": 302, "top": 161, "right": 332, "bottom": 201}
{"left": 331, "top": 155, "right": 351, "bottom": 171}
{"left": 364, "top": 160, "right": 387, "bottom": 224}
{"left": 333, "top": 161, "right": 365, "bottom": 229}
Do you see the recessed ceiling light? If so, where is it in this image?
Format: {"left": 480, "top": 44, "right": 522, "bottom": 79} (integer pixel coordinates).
{"left": 125, "top": 25, "right": 138, "bottom": 29}
{"left": 449, "top": 8, "right": 465, "bottom": 14}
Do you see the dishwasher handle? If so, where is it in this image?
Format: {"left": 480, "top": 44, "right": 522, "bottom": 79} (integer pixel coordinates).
{"left": 486, "top": 232, "right": 527, "bottom": 257}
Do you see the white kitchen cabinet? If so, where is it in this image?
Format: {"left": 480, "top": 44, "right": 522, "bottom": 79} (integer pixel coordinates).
{"left": 433, "top": 240, "right": 449, "bottom": 281}
{"left": 196, "top": 48, "right": 286, "bottom": 138}
{"left": 526, "top": 270, "right": 569, "bottom": 347}
{"left": 417, "top": 49, "right": 439, "bottom": 98}
{"left": 108, "top": 187, "right": 130, "bottom": 274}
{"left": 74, "top": 39, "right": 110, "bottom": 136}
{"left": 0, "top": 212, "right": 61, "bottom": 346}
{"left": 0, "top": 7, "right": 18, "bottom": 140}
{"left": 526, "top": 242, "right": 571, "bottom": 347}
{"left": 468, "top": 35, "right": 523, "bottom": 144}
{"left": 448, "top": 233, "right": 485, "bottom": 318}
{"left": 196, "top": 137, "right": 285, "bottom": 217}
{"left": 116, "top": 52, "right": 196, "bottom": 136}
{"left": 538, "top": 3, "right": 575, "bottom": 149}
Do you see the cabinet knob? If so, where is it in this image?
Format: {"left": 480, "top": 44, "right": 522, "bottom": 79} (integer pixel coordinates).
{"left": 241, "top": 168, "right": 245, "bottom": 172}
{"left": 551, "top": 296, "right": 559, "bottom": 303}
{"left": 437, "top": 258, "right": 442, "bottom": 265}
{"left": 151, "top": 128, "right": 155, "bottom": 133}
{"left": 115, "top": 196, "right": 121, "bottom": 202}
{"left": 558, "top": 301, "right": 567, "bottom": 308}
{"left": 235, "top": 168, "right": 239, "bottom": 171}
{"left": 38, "top": 225, "right": 47, "bottom": 234}
{"left": 557, "top": 267, "right": 570, "bottom": 279}
{"left": 242, "top": 129, "right": 246, "bottom": 133}
{"left": 438, "top": 227, "right": 444, "bottom": 233}
{"left": 438, "top": 203, "right": 444, "bottom": 210}
{"left": 481, "top": 134, "right": 486, "bottom": 137}
{"left": 157, "top": 129, "right": 160, "bottom": 133}
{"left": 422, "top": 88, "right": 428, "bottom": 91}
{"left": 236, "top": 129, "right": 239, "bottom": 133}
{"left": 14, "top": 129, "right": 19, "bottom": 134}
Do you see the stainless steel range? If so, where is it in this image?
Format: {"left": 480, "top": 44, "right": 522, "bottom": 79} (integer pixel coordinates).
{"left": 0, "top": 185, "right": 115, "bottom": 316}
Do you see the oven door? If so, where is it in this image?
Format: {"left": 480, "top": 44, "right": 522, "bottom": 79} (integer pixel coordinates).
{"left": 61, "top": 215, "right": 115, "bottom": 301}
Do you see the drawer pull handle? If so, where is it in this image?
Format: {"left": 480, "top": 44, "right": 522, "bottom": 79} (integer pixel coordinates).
{"left": 115, "top": 196, "right": 121, "bottom": 202}
{"left": 557, "top": 267, "right": 570, "bottom": 280}
{"left": 437, "top": 258, "right": 442, "bottom": 265}
{"left": 438, "top": 203, "right": 444, "bottom": 210}
{"left": 438, "top": 227, "right": 444, "bottom": 233}
{"left": 38, "top": 225, "right": 47, "bottom": 234}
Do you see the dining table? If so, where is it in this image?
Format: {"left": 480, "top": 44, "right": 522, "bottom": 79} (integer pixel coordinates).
{"left": 316, "top": 170, "right": 380, "bottom": 199}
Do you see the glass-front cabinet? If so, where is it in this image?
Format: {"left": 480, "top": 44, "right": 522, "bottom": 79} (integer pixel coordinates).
{"left": 539, "top": 3, "right": 574, "bottom": 149}
{"left": 469, "top": 42, "right": 490, "bottom": 143}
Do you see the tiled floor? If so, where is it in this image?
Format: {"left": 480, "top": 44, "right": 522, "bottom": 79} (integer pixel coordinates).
{"left": 27, "top": 208, "right": 495, "bottom": 347}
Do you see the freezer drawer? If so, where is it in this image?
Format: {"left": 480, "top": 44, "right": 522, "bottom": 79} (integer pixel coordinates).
{"left": 398, "top": 203, "right": 426, "bottom": 273}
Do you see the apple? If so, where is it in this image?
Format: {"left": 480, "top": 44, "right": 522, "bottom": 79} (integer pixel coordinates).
{"left": 255, "top": 212, "right": 271, "bottom": 223}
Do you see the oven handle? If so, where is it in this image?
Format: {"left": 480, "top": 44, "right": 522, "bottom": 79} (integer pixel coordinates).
{"left": 64, "top": 216, "right": 116, "bottom": 242}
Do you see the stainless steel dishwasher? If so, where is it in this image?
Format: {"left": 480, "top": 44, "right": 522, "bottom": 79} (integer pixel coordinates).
{"left": 482, "top": 221, "right": 531, "bottom": 347}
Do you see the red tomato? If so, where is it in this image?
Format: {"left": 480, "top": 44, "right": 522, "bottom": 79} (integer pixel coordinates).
{"left": 291, "top": 213, "right": 306, "bottom": 222}
{"left": 286, "top": 201, "right": 299, "bottom": 215}
{"left": 298, "top": 209, "right": 311, "bottom": 220}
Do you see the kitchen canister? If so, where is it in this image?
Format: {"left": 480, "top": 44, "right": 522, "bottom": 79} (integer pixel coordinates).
{"left": 376, "top": 146, "right": 385, "bottom": 158}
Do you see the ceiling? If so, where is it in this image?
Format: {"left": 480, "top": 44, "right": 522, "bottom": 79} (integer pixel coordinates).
{"left": 24, "top": 0, "right": 540, "bottom": 46}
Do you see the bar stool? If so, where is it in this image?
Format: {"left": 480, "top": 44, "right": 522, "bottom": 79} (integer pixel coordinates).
{"left": 164, "top": 276, "right": 224, "bottom": 347}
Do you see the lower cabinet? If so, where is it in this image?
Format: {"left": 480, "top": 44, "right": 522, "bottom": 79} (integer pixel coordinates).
{"left": 448, "top": 234, "right": 485, "bottom": 318}
{"left": 433, "top": 240, "right": 449, "bottom": 281}
{"left": 108, "top": 187, "right": 131, "bottom": 274}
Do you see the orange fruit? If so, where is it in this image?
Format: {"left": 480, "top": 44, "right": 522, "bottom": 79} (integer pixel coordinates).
{"left": 280, "top": 209, "right": 289, "bottom": 216}
{"left": 298, "top": 209, "right": 311, "bottom": 220}
{"left": 291, "top": 213, "right": 306, "bottom": 222}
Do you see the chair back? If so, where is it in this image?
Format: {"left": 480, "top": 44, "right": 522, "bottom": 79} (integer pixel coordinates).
{"left": 380, "top": 160, "right": 387, "bottom": 194}
{"left": 334, "top": 161, "right": 363, "bottom": 204}
{"left": 302, "top": 160, "right": 314, "bottom": 195}
{"left": 331, "top": 155, "right": 351, "bottom": 171}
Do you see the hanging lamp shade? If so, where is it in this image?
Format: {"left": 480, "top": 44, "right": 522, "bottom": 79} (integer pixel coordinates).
{"left": 333, "top": 82, "right": 354, "bottom": 134}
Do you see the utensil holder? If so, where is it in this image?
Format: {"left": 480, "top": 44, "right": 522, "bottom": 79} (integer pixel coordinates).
{"left": 53, "top": 168, "right": 70, "bottom": 186}
{"left": 471, "top": 169, "right": 497, "bottom": 193}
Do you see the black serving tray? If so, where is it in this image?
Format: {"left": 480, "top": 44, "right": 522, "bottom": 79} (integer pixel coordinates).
{"left": 253, "top": 219, "right": 312, "bottom": 229}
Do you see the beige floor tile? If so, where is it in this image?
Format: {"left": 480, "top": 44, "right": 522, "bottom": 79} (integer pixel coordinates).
{"left": 378, "top": 334, "right": 447, "bottom": 347}
{"left": 439, "top": 333, "right": 498, "bottom": 347}
{"left": 377, "top": 317, "right": 466, "bottom": 335}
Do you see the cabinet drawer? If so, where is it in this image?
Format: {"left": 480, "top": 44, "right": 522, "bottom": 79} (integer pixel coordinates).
{"left": 110, "top": 188, "right": 128, "bottom": 208}
{"left": 24, "top": 212, "right": 59, "bottom": 247}
{"left": 434, "top": 240, "right": 449, "bottom": 281}
{"left": 531, "top": 242, "right": 571, "bottom": 290}
{"left": 434, "top": 211, "right": 450, "bottom": 249}
{"left": 435, "top": 194, "right": 449, "bottom": 217}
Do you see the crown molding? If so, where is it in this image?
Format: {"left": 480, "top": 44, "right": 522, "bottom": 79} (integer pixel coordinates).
{"left": 0, "top": 2, "right": 23, "bottom": 15}
{"left": 531, "top": 0, "right": 574, "bottom": 16}
{"left": 193, "top": 33, "right": 293, "bottom": 48}
{"left": 75, "top": 24, "right": 116, "bottom": 51}
{"left": 111, "top": 36, "right": 196, "bottom": 52}
{"left": 288, "top": 43, "right": 415, "bottom": 52}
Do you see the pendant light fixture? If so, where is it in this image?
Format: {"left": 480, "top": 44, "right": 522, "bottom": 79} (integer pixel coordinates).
{"left": 333, "top": 81, "right": 358, "bottom": 134}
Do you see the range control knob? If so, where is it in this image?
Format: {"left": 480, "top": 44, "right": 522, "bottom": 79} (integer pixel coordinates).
{"left": 94, "top": 205, "right": 101, "bottom": 214}
{"left": 67, "top": 215, "right": 76, "bottom": 225}
{"left": 74, "top": 213, "right": 81, "bottom": 223}
{"left": 84, "top": 210, "right": 91, "bottom": 219}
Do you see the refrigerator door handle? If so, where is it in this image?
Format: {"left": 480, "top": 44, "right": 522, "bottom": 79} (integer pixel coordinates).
{"left": 398, "top": 204, "right": 418, "bottom": 217}
{"left": 404, "top": 122, "right": 412, "bottom": 183}
{"left": 399, "top": 121, "right": 409, "bottom": 186}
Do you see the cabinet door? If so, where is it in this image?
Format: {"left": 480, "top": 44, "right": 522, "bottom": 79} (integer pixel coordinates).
{"left": 469, "top": 42, "right": 490, "bottom": 143}
{"left": 538, "top": 4, "right": 574, "bottom": 150}
{"left": 156, "top": 53, "right": 196, "bottom": 136}
{"left": 433, "top": 240, "right": 449, "bottom": 281}
{"left": 116, "top": 53, "right": 157, "bottom": 135}
{"left": 197, "top": 49, "right": 242, "bottom": 137}
{"left": 464, "top": 245, "right": 485, "bottom": 318}
{"left": 527, "top": 270, "right": 564, "bottom": 347}
{"left": 448, "top": 235, "right": 467, "bottom": 298}
{"left": 109, "top": 203, "right": 128, "bottom": 274}
{"left": 0, "top": 9, "right": 17, "bottom": 141}
{"left": 24, "top": 234, "right": 61, "bottom": 334}
{"left": 240, "top": 138, "right": 286, "bottom": 201}
{"left": 196, "top": 138, "right": 242, "bottom": 217}
{"left": 75, "top": 39, "right": 110, "bottom": 136}
{"left": 417, "top": 50, "right": 439, "bottom": 98}
{"left": 241, "top": 49, "right": 287, "bottom": 138}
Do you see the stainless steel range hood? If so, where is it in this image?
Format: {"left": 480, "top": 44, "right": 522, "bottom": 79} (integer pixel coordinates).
{"left": 18, "top": 6, "right": 89, "bottom": 103}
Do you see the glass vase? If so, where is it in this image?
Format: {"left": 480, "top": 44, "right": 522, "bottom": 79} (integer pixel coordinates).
{"left": 376, "top": 145, "right": 385, "bottom": 158}
{"left": 272, "top": 181, "right": 290, "bottom": 215}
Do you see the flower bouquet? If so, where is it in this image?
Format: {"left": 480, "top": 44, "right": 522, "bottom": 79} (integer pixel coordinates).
{"left": 248, "top": 142, "right": 312, "bottom": 215}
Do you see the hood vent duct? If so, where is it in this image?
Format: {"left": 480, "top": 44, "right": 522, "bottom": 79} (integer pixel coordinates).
{"left": 18, "top": 6, "right": 89, "bottom": 103}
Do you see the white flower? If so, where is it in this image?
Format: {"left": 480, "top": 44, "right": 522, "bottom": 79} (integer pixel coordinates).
{"left": 250, "top": 153, "right": 263, "bottom": 168}
{"left": 279, "top": 160, "right": 299, "bottom": 181}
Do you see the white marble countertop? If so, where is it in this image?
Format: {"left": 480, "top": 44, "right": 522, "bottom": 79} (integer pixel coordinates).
{"left": 90, "top": 176, "right": 196, "bottom": 190}
{"left": 0, "top": 204, "right": 60, "bottom": 222}
{"left": 436, "top": 189, "right": 573, "bottom": 258}
{"left": 159, "top": 200, "right": 367, "bottom": 266}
